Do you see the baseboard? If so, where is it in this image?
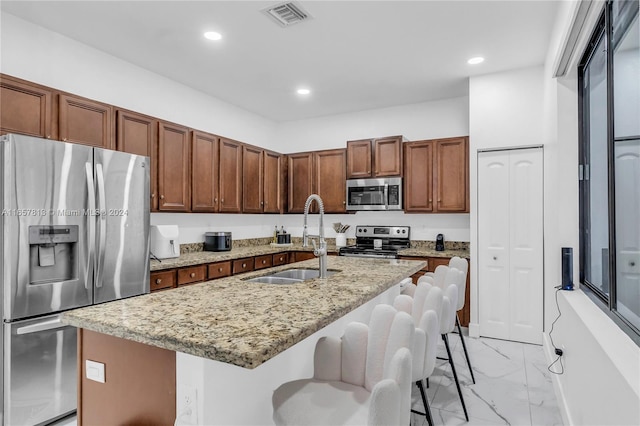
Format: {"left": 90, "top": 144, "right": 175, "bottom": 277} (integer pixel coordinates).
{"left": 468, "top": 322, "right": 480, "bottom": 338}
{"left": 542, "top": 332, "right": 573, "bottom": 426}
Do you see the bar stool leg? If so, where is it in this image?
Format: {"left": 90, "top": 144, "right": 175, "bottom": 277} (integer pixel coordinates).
{"left": 443, "top": 333, "right": 469, "bottom": 422}
{"left": 456, "top": 314, "right": 476, "bottom": 384}
{"left": 416, "top": 380, "right": 434, "bottom": 426}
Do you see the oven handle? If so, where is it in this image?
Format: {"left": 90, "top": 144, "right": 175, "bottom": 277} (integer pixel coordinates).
{"left": 16, "top": 318, "right": 67, "bottom": 335}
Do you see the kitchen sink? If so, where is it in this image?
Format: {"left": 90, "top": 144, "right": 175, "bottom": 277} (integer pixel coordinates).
{"left": 270, "top": 268, "right": 338, "bottom": 280}
{"left": 244, "top": 276, "right": 304, "bottom": 285}
{"left": 243, "top": 268, "right": 339, "bottom": 284}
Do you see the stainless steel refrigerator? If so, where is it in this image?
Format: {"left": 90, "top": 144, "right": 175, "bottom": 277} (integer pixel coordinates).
{"left": 0, "top": 134, "right": 150, "bottom": 425}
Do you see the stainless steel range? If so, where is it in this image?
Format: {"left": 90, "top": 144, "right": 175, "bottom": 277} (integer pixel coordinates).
{"left": 339, "top": 226, "right": 410, "bottom": 259}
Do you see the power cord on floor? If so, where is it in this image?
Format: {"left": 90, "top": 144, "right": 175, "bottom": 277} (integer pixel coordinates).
{"left": 547, "top": 286, "right": 565, "bottom": 375}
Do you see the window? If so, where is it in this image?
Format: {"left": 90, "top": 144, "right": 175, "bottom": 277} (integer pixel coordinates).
{"left": 579, "top": 0, "right": 640, "bottom": 340}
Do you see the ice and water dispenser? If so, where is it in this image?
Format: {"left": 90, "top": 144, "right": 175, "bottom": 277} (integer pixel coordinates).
{"left": 28, "top": 225, "right": 79, "bottom": 284}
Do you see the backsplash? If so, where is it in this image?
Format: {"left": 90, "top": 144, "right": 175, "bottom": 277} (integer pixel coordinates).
{"left": 180, "top": 237, "right": 468, "bottom": 254}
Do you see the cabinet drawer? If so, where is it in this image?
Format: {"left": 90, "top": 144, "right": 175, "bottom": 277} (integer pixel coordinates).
{"left": 207, "top": 261, "right": 232, "bottom": 280}
{"left": 177, "top": 265, "right": 206, "bottom": 286}
{"left": 233, "top": 258, "right": 254, "bottom": 274}
{"left": 272, "top": 253, "right": 288, "bottom": 266}
{"left": 150, "top": 270, "right": 176, "bottom": 292}
{"left": 254, "top": 254, "right": 273, "bottom": 270}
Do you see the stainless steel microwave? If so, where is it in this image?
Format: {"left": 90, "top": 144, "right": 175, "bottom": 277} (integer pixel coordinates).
{"left": 346, "top": 177, "right": 403, "bottom": 211}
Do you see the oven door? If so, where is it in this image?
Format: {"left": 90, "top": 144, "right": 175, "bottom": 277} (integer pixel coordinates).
{"left": 3, "top": 314, "right": 77, "bottom": 426}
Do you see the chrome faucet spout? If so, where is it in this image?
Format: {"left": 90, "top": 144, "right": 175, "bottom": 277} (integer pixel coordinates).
{"left": 302, "top": 194, "right": 327, "bottom": 279}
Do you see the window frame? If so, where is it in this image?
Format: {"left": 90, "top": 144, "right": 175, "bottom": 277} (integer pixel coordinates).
{"left": 578, "top": 0, "right": 640, "bottom": 345}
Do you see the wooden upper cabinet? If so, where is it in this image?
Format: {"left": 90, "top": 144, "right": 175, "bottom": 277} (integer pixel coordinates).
{"left": 242, "top": 145, "right": 264, "bottom": 213}
{"left": 58, "top": 93, "right": 114, "bottom": 149}
{"left": 346, "top": 139, "right": 372, "bottom": 179}
{"left": 116, "top": 110, "right": 158, "bottom": 210}
{"left": 404, "top": 136, "right": 469, "bottom": 213}
{"left": 219, "top": 138, "right": 243, "bottom": 213}
{"left": 191, "top": 131, "right": 219, "bottom": 212}
{"left": 404, "top": 141, "right": 434, "bottom": 212}
{"left": 374, "top": 136, "right": 403, "bottom": 177}
{"left": 1, "top": 74, "right": 55, "bottom": 139}
{"left": 434, "top": 137, "right": 469, "bottom": 212}
{"left": 314, "top": 149, "right": 347, "bottom": 213}
{"left": 287, "top": 152, "right": 314, "bottom": 213}
{"left": 346, "top": 135, "right": 402, "bottom": 178}
{"left": 263, "top": 150, "right": 283, "bottom": 214}
{"left": 158, "top": 121, "right": 190, "bottom": 211}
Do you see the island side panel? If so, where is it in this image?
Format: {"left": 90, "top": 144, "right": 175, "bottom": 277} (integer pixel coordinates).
{"left": 176, "top": 283, "right": 401, "bottom": 425}
{"left": 78, "top": 329, "right": 176, "bottom": 426}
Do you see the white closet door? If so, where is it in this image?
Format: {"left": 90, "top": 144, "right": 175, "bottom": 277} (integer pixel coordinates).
{"left": 478, "top": 148, "right": 543, "bottom": 344}
{"left": 478, "top": 154, "right": 511, "bottom": 340}
{"left": 508, "top": 149, "right": 543, "bottom": 343}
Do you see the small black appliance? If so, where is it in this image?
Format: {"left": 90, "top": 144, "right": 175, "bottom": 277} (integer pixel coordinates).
{"left": 435, "top": 234, "right": 445, "bottom": 251}
{"left": 204, "top": 232, "right": 232, "bottom": 252}
{"left": 561, "top": 247, "right": 574, "bottom": 290}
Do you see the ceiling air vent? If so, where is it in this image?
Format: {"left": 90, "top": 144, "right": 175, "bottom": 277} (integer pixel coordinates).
{"left": 262, "top": 2, "right": 311, "bottom": 27}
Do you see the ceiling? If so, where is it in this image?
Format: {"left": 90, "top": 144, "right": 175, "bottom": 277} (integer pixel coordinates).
{"left": 1, "top": 1, "right": 560, "bottom": 122}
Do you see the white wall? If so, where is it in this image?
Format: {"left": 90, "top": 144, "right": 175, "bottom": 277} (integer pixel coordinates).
{"left": 271, "top": 96, "right": 469, "bottom": 153}
{"left": 1, "top": 12, "right": 471, "bottom": 244}
{"left": 539, "top": 1, "right": 640, "bottom": 425}
{"left": 469, "top": 65, "right": 546, "bottom": 340}
{"left": 0, "top": 13, "right": 277, "bottom": 149}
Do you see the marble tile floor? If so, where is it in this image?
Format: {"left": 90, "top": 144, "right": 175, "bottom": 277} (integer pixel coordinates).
{"left": 410, "top": 331, "right": 563, "bottom": 426}
{"left": 51, "top": 331, "right": 562, "bottom": 426}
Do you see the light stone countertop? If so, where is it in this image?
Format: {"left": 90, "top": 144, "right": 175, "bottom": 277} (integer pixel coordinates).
{"left": 150, "top": 243, "right": 468, "bottom": 272}
{"left": 62, "top": 256, "right": 426, "bottom": 369}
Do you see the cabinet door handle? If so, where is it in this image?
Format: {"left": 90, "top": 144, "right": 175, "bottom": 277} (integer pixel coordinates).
{"left": 160, "top": 195, "right": 165, "bottom": 199}
{"left": 242, "top": 263, "right": 246, "bottom": 268}
{"left": 63, "top": 138, "right": 68, "bottom": 142}
{"left": 214, "top": 197, "right": 218, "bottom": 202}
{"left": 493, "top": 256, "right": 497, "bottom": 260}
{"left": 631, "top": 261, "right": 636, "bottom": 267}
{"left": 156, "top": 279, "right": 162, "bottom": 284}
{"left": 261, "top": 201, "right": 264, "bottom": 205}
{"left": 221, "top": 198, "right": 224, "bottom": 204}
{"left": 46, "top": 135, "right": 51, "bottom": 139}
{"left": 190, "top": 272, "right": 195, "bottom": 278}
{"left": 218, "top": 267, "right": 223, "bottom": 272}
{"left": 151, "top": 193, "right": 156, "bottom": 199}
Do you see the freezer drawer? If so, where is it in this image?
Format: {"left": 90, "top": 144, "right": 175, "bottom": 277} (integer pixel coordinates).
{"left": 3, "top": 315, "right": 77, "bottom": 426}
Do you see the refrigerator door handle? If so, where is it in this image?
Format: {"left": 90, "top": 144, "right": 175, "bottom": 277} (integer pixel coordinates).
{"left": 85, "top": 162, "right": 96, "bottom": 289}
{"left": 95, "top": 163, "right": 107, "bottom": 288}
{"left": 16, "top": 318, "right": 66, "bottom": 335}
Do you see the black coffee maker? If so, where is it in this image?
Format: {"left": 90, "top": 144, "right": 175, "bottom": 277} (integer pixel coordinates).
{"left": 435, "top": 234, "right": 445, "bottom": 251}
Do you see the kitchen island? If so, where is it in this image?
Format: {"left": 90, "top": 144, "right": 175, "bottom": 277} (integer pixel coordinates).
{"left": 63, "top": 256, "right": 426, "bottom": 425}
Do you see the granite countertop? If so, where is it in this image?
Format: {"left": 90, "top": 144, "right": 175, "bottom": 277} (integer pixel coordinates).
{"left": 150, "top": 243, "right": 468, "bottom": 271}
{"left": 62, "top": 256, "right": 426, "bottom": 369}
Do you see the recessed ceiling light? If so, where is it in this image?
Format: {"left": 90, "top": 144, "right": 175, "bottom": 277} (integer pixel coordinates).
{"left": 297, "top": 88, "right": 311, "bottom": 95}
{"left": 467, "top": 57, "right": 485, "bottom": 65}
{"left": 204, "top": 31, "right": 222, "bottom": 41}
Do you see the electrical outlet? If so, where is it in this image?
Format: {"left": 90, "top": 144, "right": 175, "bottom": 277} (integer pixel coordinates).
{"left": 177, "top": 384, "right": 198, "bottom": 425}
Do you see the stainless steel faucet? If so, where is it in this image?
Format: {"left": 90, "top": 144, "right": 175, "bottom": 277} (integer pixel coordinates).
{"left": 302, "top": 194, "right": 327, "bottom": 279}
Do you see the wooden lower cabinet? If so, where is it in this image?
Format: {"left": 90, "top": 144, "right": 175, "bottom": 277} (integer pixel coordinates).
{"left": 233, "top": 258, "right": 255, "bottom": 274}
{"left": 177, "top": 265, "right": 207, "bottom": 286}
{"left": 208, "top": 261, "right": 232, "bottom": 279}
{"left": 272, "top": 253, "right": 288, "bottom": 266}
{"left": 254, "top": 254, "right": 273, "bottom": 270}
{"left": 150, "top": 270, "right": 176, "bottom": 292}
{"left": 78, "top": 329, "right": 176, "bottom": 426}
{"left": 400, "top": 256, "right": 471, "bottom": 327}
{"left": 292, "top": 251, "right": 316, "bottom": 262}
